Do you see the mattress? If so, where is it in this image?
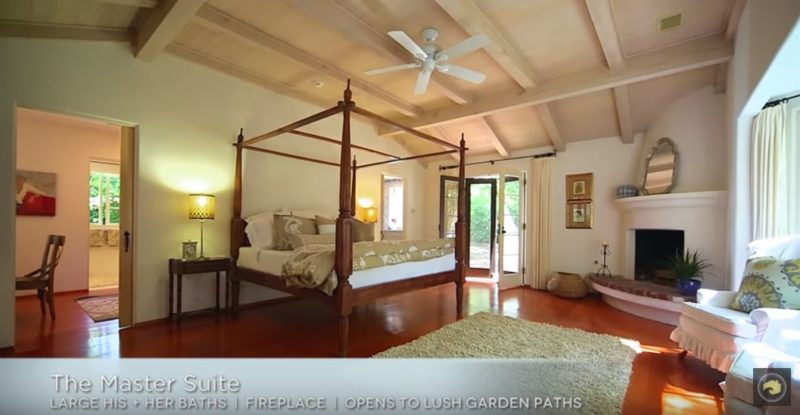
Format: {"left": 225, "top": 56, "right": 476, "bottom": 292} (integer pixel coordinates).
{"left": 237, "top": 247, "right": 455, "bottom": 290}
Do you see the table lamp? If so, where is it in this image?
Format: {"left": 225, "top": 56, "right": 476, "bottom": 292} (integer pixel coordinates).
{"left": 188, "top": 193, "right": 215, "bottom": 260}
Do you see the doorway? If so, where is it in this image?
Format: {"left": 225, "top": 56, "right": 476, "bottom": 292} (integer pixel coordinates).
{"left": 13, "top": 108, "right": 135, "bottom": 348}
{"left": 439, "top": 173, "right": 525, "bottom": 288}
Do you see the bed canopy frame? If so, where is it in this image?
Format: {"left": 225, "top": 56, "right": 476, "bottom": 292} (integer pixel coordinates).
{"left": 230, "top": 81, "right": 467, "bottom": 357}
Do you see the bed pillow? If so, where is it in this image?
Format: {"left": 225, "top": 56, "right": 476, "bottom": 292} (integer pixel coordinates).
{"left": 316, "top": 215, "right": 336, "bottom": 234}
{"left": 352, "top": 219, "right": 375, "bottom": 242}
{"left": 244, "top": 210, "right": 288, "bottom": 248}
{"left": 288, "top": 233, "right": 336, "bottom": 249}
{"left": 273, "top": 214, "right": 317, "bottom": 250}
{"left": 730, "top": 256, "right": 800, "bottom": 312}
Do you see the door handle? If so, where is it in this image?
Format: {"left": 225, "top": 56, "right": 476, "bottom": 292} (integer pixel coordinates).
{"left": 124, "top": 231, "right": 131, "bottom": 252}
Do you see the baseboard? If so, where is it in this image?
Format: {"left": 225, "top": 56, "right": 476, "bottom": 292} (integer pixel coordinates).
{"left": 129, "top": 296, "right": 300, "bottom": 328}
{"left": 0, "top": 345, "right": 14, "bottom": 355}
{"left": 16, "top": 289, "right": 90, "bottom": 298}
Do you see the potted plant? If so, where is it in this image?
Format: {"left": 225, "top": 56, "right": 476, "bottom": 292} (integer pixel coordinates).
{"left": 669, "top": 248, "right": 712, "bottom": 296}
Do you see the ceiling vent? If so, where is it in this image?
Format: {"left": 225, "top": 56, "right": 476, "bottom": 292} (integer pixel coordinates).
{"left": 658, "top": 12, "right": 684, "bottom": 32}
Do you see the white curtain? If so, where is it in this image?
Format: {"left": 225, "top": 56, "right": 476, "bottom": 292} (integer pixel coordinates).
{"left": 751, "top": 102, "right": 789, "bottom": 240}
{"left": 529, "top": 157, "right": 552, "bottom": 289}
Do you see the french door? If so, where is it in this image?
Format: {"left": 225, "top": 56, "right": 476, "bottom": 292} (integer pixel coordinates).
{"left": 496, "top": 174, "right": 524, "bottom": 290}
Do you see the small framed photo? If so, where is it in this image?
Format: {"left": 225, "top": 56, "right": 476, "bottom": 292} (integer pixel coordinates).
{"left": 566, "top": 173, "right": 593, "bottom": 201}
{"left": 566, "top": 201, "right": 593, "bottom": 229}
{"left": 182, "top": 241, "right": 198, "bottom": 260}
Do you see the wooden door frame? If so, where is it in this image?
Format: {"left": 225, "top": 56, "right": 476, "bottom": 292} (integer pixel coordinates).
{"left": 118, "top": 126, "right": 135, "bottom": 328}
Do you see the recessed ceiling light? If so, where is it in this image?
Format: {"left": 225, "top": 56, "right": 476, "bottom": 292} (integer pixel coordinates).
{"left": 313, "top": 80, "right": 325, "bottom": 88}
{"left": 658, "top": 12, "right": 684, "bottom": 32}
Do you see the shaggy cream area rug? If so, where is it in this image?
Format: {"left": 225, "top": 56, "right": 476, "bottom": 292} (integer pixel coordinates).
{"left": 375, "top": 312, "right": 638, "bottom": 414}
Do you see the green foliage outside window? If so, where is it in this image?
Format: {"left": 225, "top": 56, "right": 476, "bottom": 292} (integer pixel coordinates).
{"left": 468, "top": 179, "right": 521, "bottom": 244}
{"left": 89, "top": 172, "right": 120, "bottom": 225}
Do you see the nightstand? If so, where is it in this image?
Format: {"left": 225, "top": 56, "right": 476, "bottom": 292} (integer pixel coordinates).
{"left": 168, "top": 257, "right": 231, "bottom": 319}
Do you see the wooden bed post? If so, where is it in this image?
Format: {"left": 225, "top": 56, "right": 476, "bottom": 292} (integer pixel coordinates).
{"left": 351, "top": 156, "right": 357, "bottom": 213}
{"left": 454, "top": 134, "right": 467, "bottom": 318}
{"left": 230, "top": 129, "right": 245, "bottom": 311}
{"left": 334, "top": 81, "right": 355, "bottom": 357}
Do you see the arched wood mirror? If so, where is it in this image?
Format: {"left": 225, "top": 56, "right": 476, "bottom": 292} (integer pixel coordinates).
{"left": 641, "top": 138, "right": 678, "bottom": 195}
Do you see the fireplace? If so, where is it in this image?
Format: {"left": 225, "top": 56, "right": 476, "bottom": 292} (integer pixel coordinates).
{"left": 634, "top": 229, "right": 684, "bottom": 285}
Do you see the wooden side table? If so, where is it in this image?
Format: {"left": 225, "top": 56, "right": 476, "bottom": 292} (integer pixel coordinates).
{"left": 168, "top": 257, "right": 231, "bottom": 319}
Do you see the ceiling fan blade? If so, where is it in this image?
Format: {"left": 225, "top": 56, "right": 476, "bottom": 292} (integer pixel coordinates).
{"left": 438, "top": 64, "right": 486, "bottom": 84}
{"left": 414, "top": 70, "right": 432, "bottom": 95}
{"left": 364, "top": 62, "right": 420, "bottom": 75}
{"left": 438, "top": 33, "right": 489, "bottom": 60}
{"left": 388, "top": 30, "right": 428, "bottom": 59}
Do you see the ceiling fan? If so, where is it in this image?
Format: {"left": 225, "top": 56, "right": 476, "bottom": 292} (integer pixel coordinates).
{"left": 365, "top": 28, "right": 490, "bottom": 95}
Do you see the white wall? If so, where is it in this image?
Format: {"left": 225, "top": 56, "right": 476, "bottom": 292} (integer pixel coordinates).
{"left": 15, "top": 108, "right": 120, "bottom": 294}
{"left": 640, "top": 87, "right": 727, "bottom": 193}
{"left": 726, "top": 1, "right": 800, "bottom": 286}
{"left": 0, "top": 38, "right": 427, "bottom": 339}
{"left": 548, "top": 137, "right": 642, "bottom": 276}
{"left": 0, "top": 98, "right": 15, "bottom": 348}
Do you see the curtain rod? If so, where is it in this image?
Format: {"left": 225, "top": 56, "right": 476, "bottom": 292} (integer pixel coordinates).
{"left": 763, "top": 93, "right": 800, "bottom": 109}
{"left": 439, "top": 151, "right": 557, "bottom": 171}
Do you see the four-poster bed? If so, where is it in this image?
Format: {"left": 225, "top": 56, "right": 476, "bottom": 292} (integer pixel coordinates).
{"left": 230, "top": 81, "right": 468, "bottom": 357}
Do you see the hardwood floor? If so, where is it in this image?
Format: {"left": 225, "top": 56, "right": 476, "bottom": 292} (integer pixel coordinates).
{"left": 3, "top": 284, "right": 725, "bottom": 414}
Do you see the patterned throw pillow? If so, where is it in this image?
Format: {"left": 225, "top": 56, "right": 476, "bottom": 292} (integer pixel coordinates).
{"left": 288, "top": 233, "right": 336, "bottom": 249}
{"left": 273, "top": 214, "right": 317, "bottom": 250}
{"left": 730, "top": 257, "right": 800, "bottom": 312}
{"left": 351, "top": 219, "right": 375, "bottom": 242}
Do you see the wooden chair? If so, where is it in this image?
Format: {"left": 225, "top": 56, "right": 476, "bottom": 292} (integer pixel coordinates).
{"left": 16, "top": 235, "right": 66, "bottom": 320}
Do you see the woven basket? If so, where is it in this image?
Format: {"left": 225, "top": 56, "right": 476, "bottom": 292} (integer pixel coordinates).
{"left": 547, "top": 272, "right": 589, "bottom": 299}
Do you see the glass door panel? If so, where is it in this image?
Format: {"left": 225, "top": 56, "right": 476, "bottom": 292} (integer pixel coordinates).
{"left": 497, "top": 174, "right": 524, "bottom": 289}
{"left": 439, "top": 176, "right": 459, "bottom": 238}
{"left": 467, "top": 179, "right": 496, "bottom": 270}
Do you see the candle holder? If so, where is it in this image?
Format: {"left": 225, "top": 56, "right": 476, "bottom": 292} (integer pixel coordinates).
{"left": 597, "top": 243, "right": 611, "bottom": 277}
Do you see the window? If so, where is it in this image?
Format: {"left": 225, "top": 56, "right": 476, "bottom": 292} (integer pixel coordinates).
{"left": 382, "top": 176, "right": 404, "bottom": 232}
{"left": 89, "top": 165, "right": 120, "bottom": 226}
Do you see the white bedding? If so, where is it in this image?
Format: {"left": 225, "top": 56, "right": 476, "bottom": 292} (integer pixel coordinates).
{"left": 237, "top": 247, "right": 455, "bottom": 291}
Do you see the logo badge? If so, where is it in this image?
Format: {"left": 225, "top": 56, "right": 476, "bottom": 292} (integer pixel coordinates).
{"left": 753, "top": 368, "right": 792, "bottom": 406}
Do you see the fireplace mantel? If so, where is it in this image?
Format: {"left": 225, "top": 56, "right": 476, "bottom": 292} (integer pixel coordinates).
{"left": 615, "top": 190, "right": 728, "bottom": 290}
{"left": 614, "top": 190, "right": 727, "bottom": 211}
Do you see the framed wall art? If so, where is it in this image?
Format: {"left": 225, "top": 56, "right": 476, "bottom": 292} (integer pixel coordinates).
{"left": 566, "top": 201, "right": 593, "bottom": 229}
{"left": 16, "top": 170, "right": 56, "bottom": 216}
{"left": 566, "top": 173, "right": 593, "bottom": 201}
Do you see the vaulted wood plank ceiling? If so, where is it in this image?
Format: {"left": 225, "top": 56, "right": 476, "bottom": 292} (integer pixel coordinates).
{"left": 0, "top": 0, "right": 743, "bottom": 160}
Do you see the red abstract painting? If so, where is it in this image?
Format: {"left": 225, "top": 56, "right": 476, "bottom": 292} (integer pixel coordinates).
{"left": 16, "top": 170, "right": 56, "bottom": 216}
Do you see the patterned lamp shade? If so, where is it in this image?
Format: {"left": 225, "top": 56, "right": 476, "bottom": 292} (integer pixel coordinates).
{"left": 188, "top": 194, "right": 215, "bottom": 220}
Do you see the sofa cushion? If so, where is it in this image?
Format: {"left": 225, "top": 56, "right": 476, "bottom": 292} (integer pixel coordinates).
{"left": 731, "top": 257, "right": 800, "bottom": 312}
{"left": 682, "top": 302, "right": 758, "bottom": 338}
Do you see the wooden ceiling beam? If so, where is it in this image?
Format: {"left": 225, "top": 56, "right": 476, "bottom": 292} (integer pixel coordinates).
{"left": 535, "top": 104, "right": 565, "bottom": 152}
{"left": 166, "top": 43, "right": 330, "bottom": 109}
{"left": 435, "top": 0, "right": 536, "bottom": 88}
{"left": 612, "top": 86, "right": 634, "bottom": 144}
{"left": 715, "top": 0, "right": 746, "bottom": 93}
{"left": 135, "top": 0, "right": 204, "bottom": 61}
{"left": 432, "top": 127, "right": 460, "bottom": 160}
{"left": 0, "top": 20, "right": 130, "bottom": 42}
{"left": 379, "top": 35, "right": 733, "bottom": 135}
{"left": 480, "top": 118, "right": 510, "bottom": 157}
{"left": 285, "top": 0, "right": 473, "bottom": 105}
{"left": 195, "top": 5, "right": 422, "bottom": 118}
{"left": 584, "top": 0, "right": 625, "bottom": 71}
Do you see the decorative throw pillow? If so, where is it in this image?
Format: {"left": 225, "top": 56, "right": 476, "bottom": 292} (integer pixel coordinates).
{"left": 730, "top": 257, "right": 800, "bottom": 312}
{"left": 315, "top": 215, "right": 336, "bottom": 234}
{"left": 351, "top": 219, "right": 375, "bottom": 242}
{"left": 273, "top": 214, "right": 317, "bottom": 250}
{"left": 244, "top": 210, "right": 289, "bottom": 249}
{"left": 288, "top": 233, "right": 336, "bottom": 249}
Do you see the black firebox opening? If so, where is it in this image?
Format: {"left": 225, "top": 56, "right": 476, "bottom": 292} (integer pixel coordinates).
{"left": 634, "top": 229, "right": 685, "bottom": 284}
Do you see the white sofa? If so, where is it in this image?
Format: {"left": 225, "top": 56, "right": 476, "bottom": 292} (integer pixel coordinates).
{"left": 669, "top": 234, "right": 800, "bottom": 372}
